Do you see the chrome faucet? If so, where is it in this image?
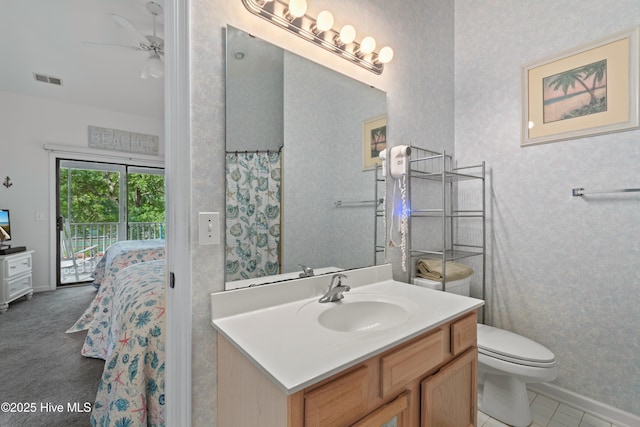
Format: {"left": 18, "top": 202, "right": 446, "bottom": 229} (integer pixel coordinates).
{"left": 319, "top": 274, "right": 350, "bottom": 303}
{"left": 298, "top": 264, "right": 314, "bottom": 278}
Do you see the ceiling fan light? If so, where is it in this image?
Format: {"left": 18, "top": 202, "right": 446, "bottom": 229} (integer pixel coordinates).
{"left": 141, "top": 63, "right": 150, "bottom": 79}
{"left": 144, "top": 54, "right": 164, "bottom": 79}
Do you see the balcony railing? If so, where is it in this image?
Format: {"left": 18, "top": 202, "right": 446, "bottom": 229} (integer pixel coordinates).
{"left": 61, "top": 221, "right": 165, "bottom": 284}
{"left": 66, "top": 221, "right": 165, "bottom": 256}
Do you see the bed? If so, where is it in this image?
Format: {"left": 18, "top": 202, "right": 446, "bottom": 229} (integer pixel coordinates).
{"left": 66, "top": 239, "right": 165, "bottom": 359}
{"left": 90, "top": 259, "right": 166, "bottom": 427}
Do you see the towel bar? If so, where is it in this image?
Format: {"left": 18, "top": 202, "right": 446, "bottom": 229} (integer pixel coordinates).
{"left": 335, "top": 198, "right": 383, "bottom": 207}
{"left": 572, "top": 187, "right": 640, "bottom": 196}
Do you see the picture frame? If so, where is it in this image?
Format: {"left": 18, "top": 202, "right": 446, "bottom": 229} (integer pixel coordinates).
{"left": 362, "top": 115, "right": 387, "bottom": 170}
{"left": 521, "top": 26, "right": 640, "bottom": 146}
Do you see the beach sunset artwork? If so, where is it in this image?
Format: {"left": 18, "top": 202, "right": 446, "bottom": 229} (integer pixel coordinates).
{"left": 523, "top": 27, "right": 638, "bottom": 146}
{"left": 363, "top": 115, "right": 387, "bottom": 170}
{"left": 543, "top": 59, "right": 607, "bottom": 123}
{"left": 369, "top": 124, "right": 387, "bottom": 158}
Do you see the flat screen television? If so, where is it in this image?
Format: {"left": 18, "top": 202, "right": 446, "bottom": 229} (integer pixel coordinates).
{"left": 0, "top": 209, "right": 11, "bottom": 248}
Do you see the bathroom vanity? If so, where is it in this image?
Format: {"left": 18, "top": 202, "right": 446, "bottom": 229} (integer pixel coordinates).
{"left": 211, "top": 264, "right": 484, "bottom": 426}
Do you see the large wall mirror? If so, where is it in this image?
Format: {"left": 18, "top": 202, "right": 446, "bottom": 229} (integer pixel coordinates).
{"left": 225, "top": 26, "right": 386, "bottom": 289}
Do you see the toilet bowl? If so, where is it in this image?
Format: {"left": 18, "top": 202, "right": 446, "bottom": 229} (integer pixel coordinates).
{"left": 412, "top": 274, "right": 557, "bottom": 427}
{"left": 477, "top": 324, "right": 557, "bottom": 427}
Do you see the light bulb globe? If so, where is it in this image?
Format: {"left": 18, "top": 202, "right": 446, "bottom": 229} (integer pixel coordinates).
{"left": 147, "top": 54, "right": 164, "bottom": 78}
{"left": 288, "top": 0, "right": 307, "bottom": 18}
{"left": 316, "top": 10, "right": 334, "bottom": 32}
{"left": 378, "top": 46, "right": 394, "bottom": 64}
{"left": 360, "top": 36, "right": 376, "bottom": 54}
{"left": 339, "top": 25, "right": 356, "bottom": 44}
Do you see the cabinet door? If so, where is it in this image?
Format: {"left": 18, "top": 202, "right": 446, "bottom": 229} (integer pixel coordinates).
{"left": 381, "top": 328, "right": 445, "bottom": 397}
{"left": 451, "top": 312, "right": 477, "bottom": 356}
{"left": 351, "top": 392, "right": 410, "bottom": 427}
{"left": 421, "top": 348, "right": 477, "bottom": 427}
{"left": 305, "top": 366, "right": 370, "bottom": 427}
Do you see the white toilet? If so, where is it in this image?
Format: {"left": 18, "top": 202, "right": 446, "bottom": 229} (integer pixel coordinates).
{"left": 413, "top": 275, "right": 557, "bottom": 427}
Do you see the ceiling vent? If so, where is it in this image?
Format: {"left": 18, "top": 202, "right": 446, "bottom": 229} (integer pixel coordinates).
{"left": 33, "top": 73, "right": 63, "bottom": 86}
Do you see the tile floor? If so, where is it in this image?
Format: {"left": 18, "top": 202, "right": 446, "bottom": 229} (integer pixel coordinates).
{"left": 477, "top": 390, "right": 625, "bottom": 427}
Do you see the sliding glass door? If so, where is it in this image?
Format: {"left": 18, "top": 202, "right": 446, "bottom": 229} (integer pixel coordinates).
{"left": 56, "top": 160, "right": 164, "bottom": 285}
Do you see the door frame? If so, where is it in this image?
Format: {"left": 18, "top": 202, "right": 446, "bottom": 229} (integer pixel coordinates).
{"left": 46, "top": 146, "right": 164, "bottom": 292}
{"left": 56, "top": 159, "right": 126, "bottom": 286}
{"left": 55, "top": 159, "right": 166, "bottom": 287}
{"left": 43, "top": 0, "right": 191, "bottom": 424}
{"left": 164, "top": 0, "right": 193, "bottom": 424}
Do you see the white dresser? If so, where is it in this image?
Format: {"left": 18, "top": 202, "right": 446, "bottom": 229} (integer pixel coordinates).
{"left": 0, "top": 250, "right": 34, "bottom": 313}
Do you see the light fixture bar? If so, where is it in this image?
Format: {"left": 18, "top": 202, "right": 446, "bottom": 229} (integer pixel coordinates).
{"left": 241, "top": 0, "right": 388, "bottom": 74}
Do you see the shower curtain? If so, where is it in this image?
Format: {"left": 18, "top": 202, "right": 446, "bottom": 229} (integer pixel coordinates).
{"left": 225, "top": 151, "right": 281, "bottom": 281}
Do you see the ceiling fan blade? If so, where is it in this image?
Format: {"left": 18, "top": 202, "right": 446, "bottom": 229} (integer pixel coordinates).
{"left": 109, "top": 13, "right": 150, "bottom": 45}
{"left": 82, "top": 41, "right": 142, "bottom": 52}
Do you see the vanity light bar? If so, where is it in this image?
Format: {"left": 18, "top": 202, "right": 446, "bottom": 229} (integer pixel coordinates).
{"left": 241, "top": 0, "right": 392, "bottom": 75}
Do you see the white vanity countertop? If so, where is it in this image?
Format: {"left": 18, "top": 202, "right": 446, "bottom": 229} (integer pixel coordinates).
{"left": 211, "top": 264, "right": 484, "bottom": 395}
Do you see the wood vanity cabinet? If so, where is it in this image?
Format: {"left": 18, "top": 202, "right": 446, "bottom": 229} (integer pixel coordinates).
{"left": 218, "top": 311, "right": 478, "bottom": 427}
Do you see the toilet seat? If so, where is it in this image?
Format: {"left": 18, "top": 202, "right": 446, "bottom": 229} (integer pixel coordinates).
{"left": 477, "top": 324, "right": 556, "bottom": 368}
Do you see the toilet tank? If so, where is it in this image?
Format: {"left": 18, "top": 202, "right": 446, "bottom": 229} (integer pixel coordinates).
{"left": 412, "top": 275, "right": 472, "bottom": 296}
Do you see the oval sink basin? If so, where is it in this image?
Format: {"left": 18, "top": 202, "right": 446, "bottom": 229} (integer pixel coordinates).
{"left": 317, "top": 300, "right": 409, "bottom": 333}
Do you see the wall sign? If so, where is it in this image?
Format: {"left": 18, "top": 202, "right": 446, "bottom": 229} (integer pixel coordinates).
{"left": 88, "top": 126, "right": 160, "bottom": 155}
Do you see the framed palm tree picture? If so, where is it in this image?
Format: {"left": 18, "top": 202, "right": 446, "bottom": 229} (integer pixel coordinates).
{"left": 363, "top": 115, "right": 387, "bottom": 170}
{"left": 521, "top": 26, "right": 639, "bottom": 146}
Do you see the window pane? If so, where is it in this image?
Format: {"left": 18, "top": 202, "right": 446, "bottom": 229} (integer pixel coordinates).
{"left": 127, "top": 171, "right": 165, "bottom": 240}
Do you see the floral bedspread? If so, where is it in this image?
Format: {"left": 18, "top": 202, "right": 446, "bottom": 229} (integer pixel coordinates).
{"left": 66, "top": 239, "right": 165, "bottom": 360}
{"left": 91, "top": 242, "right": 159, "bottom": 290}
{"left": 91, "top": 260, "right": 165, "bottom": 427}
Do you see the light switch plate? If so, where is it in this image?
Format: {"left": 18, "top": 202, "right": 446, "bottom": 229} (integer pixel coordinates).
{"left": 198, "top": 212, "right": 220, "bottom": 245}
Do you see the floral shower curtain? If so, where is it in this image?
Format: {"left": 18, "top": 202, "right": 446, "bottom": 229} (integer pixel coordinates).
{"left": 225, "top": 151, "right": 281, "bottom": 281}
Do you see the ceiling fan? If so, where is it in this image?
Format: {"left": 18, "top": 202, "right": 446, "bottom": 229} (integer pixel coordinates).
{"left": 85, "top": 1, "right": 164, "bottom": 79}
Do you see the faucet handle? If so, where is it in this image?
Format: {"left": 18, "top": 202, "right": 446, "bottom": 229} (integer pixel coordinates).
{"left": 298, "top": 264, "right": 314, "bottom": 277}
{"left": 330, "top": 273, "right": 348, "bottom": 287}
{"left": 319, "top": 274, "right": 350, "bottom": 303}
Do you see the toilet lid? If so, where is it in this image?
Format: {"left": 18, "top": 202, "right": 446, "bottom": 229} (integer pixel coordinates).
{"left": 477, "top": 324, "right": 555, "bottom": 365}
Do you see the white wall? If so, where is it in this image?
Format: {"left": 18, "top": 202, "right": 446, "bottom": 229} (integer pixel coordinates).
{"left": 455, "top": 1, "right": 640, "bottom": 416}
{"left": 0, "top": 91, "right": 163, "bottom": 291}
{"left": 188, "top": 0, "right": 455, "bottom": 424}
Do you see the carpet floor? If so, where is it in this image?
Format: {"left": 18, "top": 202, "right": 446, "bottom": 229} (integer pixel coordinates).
{"left": 0, "top": 285, "right": 105, "bottom": 427}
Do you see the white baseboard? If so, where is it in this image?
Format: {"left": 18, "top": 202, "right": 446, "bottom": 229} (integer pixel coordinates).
{"left": 528, "top": 383, "right": 640, "bottom": 427}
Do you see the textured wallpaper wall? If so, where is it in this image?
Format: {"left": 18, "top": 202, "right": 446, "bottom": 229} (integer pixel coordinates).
{"left": 189, "top": 0, "right": 640, "bottom": 422}
{"left": 455, "top": 0, "right": 640, "bottom": 416}
{"left": 226, "top": 26, "right": 284, "bottom": 152}
{"left": 188, "top": 1, "right": 455, "bottom": 425}
{"left": 283, "top": 52, "right": 385, "bottom": 273}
